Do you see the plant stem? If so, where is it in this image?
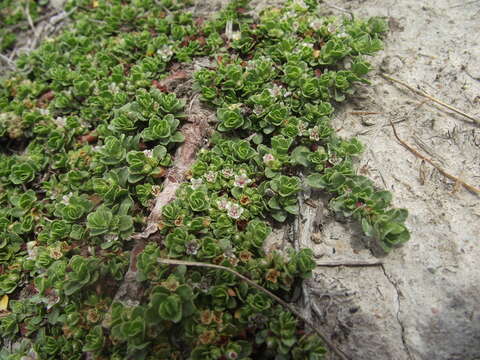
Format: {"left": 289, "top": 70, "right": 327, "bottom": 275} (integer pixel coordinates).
{"left": 157, "top": 257, "right": 350, "bottom": 360}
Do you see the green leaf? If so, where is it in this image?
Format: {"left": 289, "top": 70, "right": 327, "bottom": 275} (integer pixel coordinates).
{"left": 87, "top": 207, "right": 113, "bottom": 236}
{"left": 271, "top": 210, "right": 287, "bottom": 222}
{"left": 306, "top": 173, "right": 326, "bottom": 189}
{"left": 9, "top": 162, "right": 36, "bottom": 184}
{"left": 217, "top": 107, "right": 244, "bottom": 131}
{"left": 188, "top": 190, "right": 209, "bottom": 212}
{"left": 158, "top": 294, "right": 183, "bottom": 323}
{"left": 284, "top": 205, "right": 299, "bottom": 215}
{"left": 291, "top": 146, "right": 311, "bottom": 167}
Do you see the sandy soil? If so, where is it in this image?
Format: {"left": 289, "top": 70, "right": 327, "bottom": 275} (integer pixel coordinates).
{"left": 2, "top": 1, "right": 479, "bottom": 359}
{"left": 288, "top": 1, "right": 480, "bottom": 359}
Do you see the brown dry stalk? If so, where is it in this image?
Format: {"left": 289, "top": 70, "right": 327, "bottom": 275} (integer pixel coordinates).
{"left": 349, "top": 111, "right": 383, "bottom": 115}
{"left": 111, "top": 114, "right": 212, "bottom": 298}
{"left": 316, "top": 260, "right": 383, "bottom": 267}
{"left": 157, "top": 257, "right": 350, "bottom": 360}
{"left": 105, "top": 72, "right": 213, "bottom": 324}
{"left": 7, "top": 9, "right": 60, "bottom": 31}
{"left": 381, "top": 73, "right": 480, "bottom": 126}
{"left": 389, "top": 120, "right": 480, "bottom": 195}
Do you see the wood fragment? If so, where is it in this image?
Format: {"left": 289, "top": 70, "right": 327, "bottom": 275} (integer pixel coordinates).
{"left": 390, "top": 120, "right": 480, "bottom": 195}
{"left": 349, "top": 111, "right": 383, "bottom": 115}
{"left": 304, "top": 199, "right": 318, "bottom": 208}
{"left": 322, "top": 2, "right": 354, "bottom": 20}
{"left": 316, "top": 260, "right": 383, "bottom": 267}
{"left": 24, "top": 4, "right": 36, "bottom": 33}
{"left": 153, "top": 70, "right": 189, "bottom": 92}
{"left": 449, "top": 0, "right": 480, "bottom": 8}
{"left": 5, "top": 9, "right": 61, "bottom": 32}
{"left": 412, "top": 134, "right": 446, "bottom": 165}
{"left": 419, "top": 160, "right": 427, "bottom": 185}
{"left": 381, "top": 73, "right": 480, "bottom": 126}
{"left": 156, "top": 257, "right": 350, "bottom": 360}
{"left": 0, "top": 54, "right": 16, "bottom": 71}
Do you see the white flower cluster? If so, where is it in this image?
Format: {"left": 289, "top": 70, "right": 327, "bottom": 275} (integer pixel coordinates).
{"left": 143, "top": 149, "right": 154, "bottom": 158}
{"left": 234, "top": 173, "right": 252, "bottom": 188}
{"left": 222, "top": 168, "right": 234, "bottom": 178}
{"left": 309, "top": 125, "right": 320, "bottom": 141}
{"left": 190, "top": 177, "right": 203, "bottom": 189}
{"left": 263, "top": 153, "right": 275, "bottom": 164}
{"left": 204, "top": 171, "right": 217, "bottom": 183}
{"left": 217, "top": 198, "right": 244, "bottom": 219}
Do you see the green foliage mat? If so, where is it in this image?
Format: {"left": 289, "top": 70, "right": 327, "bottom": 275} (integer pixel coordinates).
{"left": 0, "top": 0, "right": 410, "bottom": 359}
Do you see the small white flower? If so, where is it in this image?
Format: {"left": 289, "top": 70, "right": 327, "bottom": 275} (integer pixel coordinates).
{"left": 327, "top": 23, "right": 337, "bottom": 33}
{"left": 61, "top": 192, "right": 73, "bottom": 205}
{"left": 185, "top": 240, "right": 199, "bottom": 256}
{"left": 143, "top": 149, "right": 154, "bottom": 158}
{"left": 217, "top": 198, "right": 230, "bottom": 210}
{"left": 190, "top": 178, "right": 203, "bottom": 189}
{"left": 253, "top": 105, "right": 264, "bottom": 116}
{"left": 227, "top": 203, "right": 244, "bottom": 219}
{"left": 329, "top": 154, "right": 342, "bottom": 165}
{"left": 222, "top": 168, "right": 234, "bottom": 178}
{"left": 44, "top": 288, "right": 60, "bottom": 310}
{"left": 104, "top": 234, "right": 118, "bottom": 242}
{"left": 204, "top": 171, "right": 217, "bottom": 183}
{"left": 310, "top": 19, "right": 322, "bottom": 31}
{"left": 268, "top": 84, "right": 283, "bottom": 97}
{"left": 27, "top": 241, "right": 38, "bottom": 260}
{"left": 53, "top": 116, "right": 66, "bottom": 128}
{"left": 309, "top": 126, "right": 320, "bottom": 141}
{"left": 263, "top": 154, "right": 275, "bottom": 164}
{"left": 157, "top": 45, "right": 173, "bottom": 61}
{"left": 38, "top": 108, "right": 50, "bottom": 115}
{"left": 109, "top": 82, "right": 120, "bottom": 94}
{"left": 298, "top": 121, "right": 308, "bottom": 135}
{"left": 234, "top": 173, "right": 252, "bottom": 188}
{"left": 49, "top": 246, "right": 63, "bottom": 260}
{"left": 301, "top": 42, "right": 314, "bottom": 48}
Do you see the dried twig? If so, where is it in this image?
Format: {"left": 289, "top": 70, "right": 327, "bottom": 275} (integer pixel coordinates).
{"left": 156, "top": 257, "right": 350, "bottom": 360}
{"left": 412, "top": 133, "right": 446, "bottom": 165}
{"left": 0, "top": 54, "right": 17, "bottom": 71}
{"left": 390, "top": 120, "right": 480, "bottom": 195}
{"left": 225, "top": 19, "right": 234, "bottom": 40}
{"left": 49, "top": 7, "right": 77, "bottom": 26}
{"left": 349, "top": 111, "right": 383, "bottom": 115}
{"left": 154, "top": 0, "right": 172, "bottom": 15}
{"left": 316, "top": 260, "right": 383, "bottom": 267}
{"left": 5, "top": 9, "right": 61, "bottom": 32}
{"left": 24, "top": 4, "right": 36, "bottom": 32}
{"left": 321, "top": 1, "right": 354, "bottom": 20}
{"left": 24, "top": 3, "right": 39, "bottom": 50}
{"left": 381, "top": 73, "right": 480, "bottom": 126}
{"left": 449, "top": 0, "right": 480, "bottom": 8}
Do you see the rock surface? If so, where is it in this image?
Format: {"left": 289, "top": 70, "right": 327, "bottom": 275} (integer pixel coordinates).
{"left": 283, "top": 1, "right": 480, "bottom": 359}
{"left": 256, "top": 0, "right": 480, "bottom": 359}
